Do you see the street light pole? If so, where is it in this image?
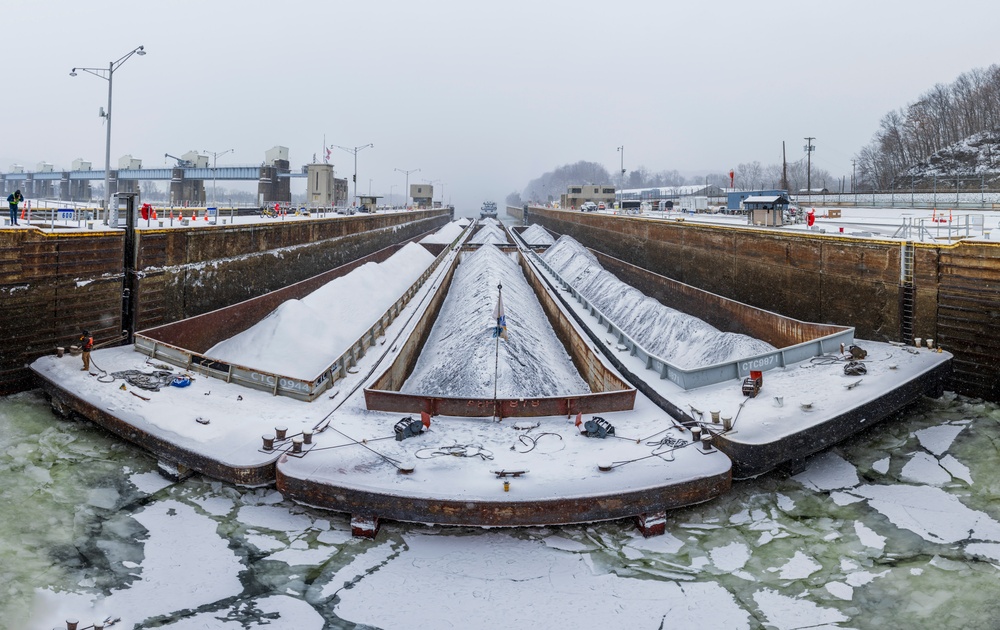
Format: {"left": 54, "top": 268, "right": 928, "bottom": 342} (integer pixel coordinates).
{"left": 333, "top": 143, "right": 373, "bottom": 207}
{"left": 617, "top": 146, "right": 625, "bottom": 205}
{"left": 70, "top": 45, "right": 146, "bottom": 222}
{"left": 804, "top": 137, "right": 816, "bottom": 194}
{"left": 395, "top": 168, "right": 420, "bottom": 206}
{"left": 205, "top": 148, "right": 234, "bottom": 207}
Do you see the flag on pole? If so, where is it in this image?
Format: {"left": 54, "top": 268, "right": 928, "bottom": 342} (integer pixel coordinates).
{"left": 324, "top": 147, "right": 332, "bottom": 163}
{"left": 492, "top": 292, "right": 508, "bottom": 341}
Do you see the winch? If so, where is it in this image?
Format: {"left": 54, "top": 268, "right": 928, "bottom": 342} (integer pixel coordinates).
{"left": 582, "top": 416, "right": 616, "bottom": 439}
{"left": 394, "top": 416, "right": 426, "bottom": 441}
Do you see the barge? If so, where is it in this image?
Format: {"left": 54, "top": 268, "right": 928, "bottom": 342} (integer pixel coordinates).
{"left": 29, "top": 218, "right": 950, "bottom": 537}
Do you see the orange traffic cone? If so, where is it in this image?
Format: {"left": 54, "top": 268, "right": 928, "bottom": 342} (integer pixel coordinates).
{"left": 204, "top": 209, "right": 208, "bottom": 221}
{"left": 152, "top": 208, "right": 157, "bottom": 220}
{"left": 20, "top": 207, "right": 26, "bottom": 220}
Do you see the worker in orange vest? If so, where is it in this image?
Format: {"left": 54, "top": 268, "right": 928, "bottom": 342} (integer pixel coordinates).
{"left": 80, "top": 329, "right": 94, "bottom": 372}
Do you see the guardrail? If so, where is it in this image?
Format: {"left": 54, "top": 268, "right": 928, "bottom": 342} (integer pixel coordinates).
{"left": 135, "top": 231, "right": 463, "bottom": 402}
{"left": 525, "top": 247, "right": 854, "bottom": 390}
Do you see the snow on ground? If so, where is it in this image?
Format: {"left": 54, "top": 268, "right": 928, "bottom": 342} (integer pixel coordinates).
{"left": 403, "top": 243, "right": 589, "bottom": 397}
{"left": 608, "top": 204, "right": 1000, "bottom": 242}
{"left": 6, "top": 204, "right": 423, "bottom": 232}
{"left": 208, "top": 242, "right": 435, "bottom": 379}
{"left": 542, "top": 235, "right": 775, "bottom": 368}
{"left": 519, "top": 223, "right": 555, "bottom": 245}
{"left": 420, "top": 219, "right": 468, "bottom": 244}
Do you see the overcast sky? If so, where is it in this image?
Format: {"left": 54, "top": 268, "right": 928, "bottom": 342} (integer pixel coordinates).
{"left": 4, "top": 0, "right": 998, "bottom": 212}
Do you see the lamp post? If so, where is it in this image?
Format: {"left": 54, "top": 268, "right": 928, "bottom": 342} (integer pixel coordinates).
{"left": 332, "top": 143, "right": 373, "bottom": 207}
{"left": 617, "top": 146, "right": 625, "bottom": 206}
{"left": 395, "top": 168, "right": 420, "bottom": 206}
{"left": 804, "top": 137, "right": 816, "bottom": 194}
{"left": 70, "top": 45, "right": 147, "bottom": 222}
{"left": 204, "top": 148, "right": 233, "bottom": 207}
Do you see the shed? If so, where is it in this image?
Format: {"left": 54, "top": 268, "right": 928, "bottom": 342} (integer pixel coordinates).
{"left": 358, "top": 195, "right": 382, "bottom": 213}
{"left": 743, "top": 194, "right": 789, "bottom": 227}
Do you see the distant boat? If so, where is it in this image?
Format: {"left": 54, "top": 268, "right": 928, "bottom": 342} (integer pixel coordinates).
{"left": 480, "top": 201, "right": 498, "bottom": 219}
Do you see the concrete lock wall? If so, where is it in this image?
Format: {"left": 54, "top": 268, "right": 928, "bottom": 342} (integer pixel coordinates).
{"left": 521, "top": 207, "right": 1000, "bottom": 402}
{"left": 0, "top": 210, "right": 451, "bottom": 394}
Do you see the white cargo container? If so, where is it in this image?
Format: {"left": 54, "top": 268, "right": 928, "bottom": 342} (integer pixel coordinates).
{"left": 679, "top": 196, "right": 709, "bottom": 213}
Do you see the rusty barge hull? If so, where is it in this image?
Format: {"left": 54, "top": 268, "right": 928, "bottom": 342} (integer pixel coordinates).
{"left": 276, "top": 463, "right": 731, "bottom": 531}
{"left": 717, "top": 360, "right": 951, "bottom": 478}
{"left": 35, "top": 374, "right": 277, "bottom": 486}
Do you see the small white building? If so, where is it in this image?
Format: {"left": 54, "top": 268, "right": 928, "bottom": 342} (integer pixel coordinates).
{"left": 743, "top": 195, "right": 790, "bottom": 227}
{"left": 118, "top": 155, "right": 142, "bottom": 170}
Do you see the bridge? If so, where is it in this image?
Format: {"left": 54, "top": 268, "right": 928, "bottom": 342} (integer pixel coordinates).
{"left": 0, "top": 159, "right": 339, "bottom": 206}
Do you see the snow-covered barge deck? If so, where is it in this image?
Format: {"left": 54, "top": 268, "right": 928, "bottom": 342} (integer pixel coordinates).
{"left": 517, "top": 227, "right": 952, "bottom": 478}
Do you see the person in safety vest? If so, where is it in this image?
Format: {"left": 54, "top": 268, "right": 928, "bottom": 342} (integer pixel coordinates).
{"left": 80, "top": 329, "right": 94, "bottom": 372}
{"left": 7, "top": 189, "right": 24, "bottom": 225}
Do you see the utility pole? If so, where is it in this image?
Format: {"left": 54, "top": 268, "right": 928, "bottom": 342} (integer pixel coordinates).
{"left": 204, "top": 148, "right": 233, "bottom": 207}
{"left": 333, "top": 143, "right": 373, "bottom": 207}
{"left": 617, "top": 146, "right": 625, "bottom": 206}
{"left": 781, "top": 141, "right": 788, "bottom": 191}
{"left": 394, "top": 168, "right": 420, "bottom": 206}
{"left": 804, "top": 137, "right": 816, "bottom": 194}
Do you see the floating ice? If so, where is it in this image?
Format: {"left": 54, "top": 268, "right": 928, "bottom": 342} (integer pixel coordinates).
{"left": 238, "top": 504, "right": 314, "bottom": 534}
{"left": 940, "top": 454, "right": 973, "bottom": 484}
{"left": 900, "top": 452, "right": 952, "bottom": 485}
{"left": 753, "top": 587, "right": 849, "bottom": 627}
{"left": 854, "top": 521, "right": 887, "bottom": 551}
{"left": 711, "top": 541, "right": 751, "bottom": 572}
{"left": 86, "top": 487, "right": 120, "bottom": 510}
{"left": 333, "top": 532, "right": 751, "bottom": 629}
{"left": 777, "top": 550, "right": 822, "bottom": 580}
{"left": 851, "top": 484, "right": 1000, "bottom": 544}
{"left": 825, "top": 581, "right": 854, "bottom": 600}
{"left": 914, "top": 424, "right": 965, "bottom": 455}
{"left": 792, "top": 451, "right": 860, "bottom": 491}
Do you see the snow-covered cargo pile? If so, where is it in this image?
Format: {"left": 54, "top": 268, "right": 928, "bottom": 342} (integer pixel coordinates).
{"left": 469, "top": 221, "right": 509, "bottom": 245}
{"left": 520, "top": 224, "right": 555, "bottom": 245}
{"left": 402, "top": 244, "right": 589, "bottom": 397}
{"left": 420, "top": 220, "right": 467, "bottom": 244}
{"left": 542, "top": 236, "right": 775, "bottom": 368}
{"left": 207, "top": 242, "right": 436, "bottom": 379}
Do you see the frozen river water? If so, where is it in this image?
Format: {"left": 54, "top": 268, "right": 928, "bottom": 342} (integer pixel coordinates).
{"left": 2, "top": 388, "right": 999, "bottom": 629}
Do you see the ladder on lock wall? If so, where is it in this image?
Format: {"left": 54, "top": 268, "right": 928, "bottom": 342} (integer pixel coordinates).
{"left": 899, "top": 242, "right": 915, "bottom": 344}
